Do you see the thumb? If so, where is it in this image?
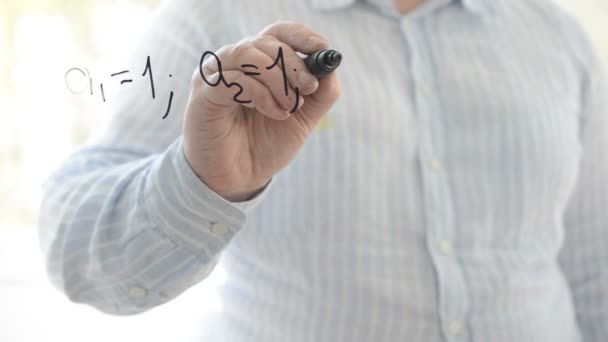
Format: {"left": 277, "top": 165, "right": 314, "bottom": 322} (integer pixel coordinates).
{"left": 293, "top": 72, "right": 342, "bottom": 130}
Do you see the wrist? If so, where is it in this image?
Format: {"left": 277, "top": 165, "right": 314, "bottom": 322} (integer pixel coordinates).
{"left": 212, "top": 179, "right": 270, "bottom": 202}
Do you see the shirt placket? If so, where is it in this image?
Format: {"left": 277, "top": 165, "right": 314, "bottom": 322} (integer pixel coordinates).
{"left": 399, "top": 15, "right": 472, "bottom": 342}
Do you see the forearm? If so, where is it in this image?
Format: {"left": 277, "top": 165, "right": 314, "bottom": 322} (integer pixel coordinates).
{"left": 38, "top": 138, "right": 252, "bottom": 315}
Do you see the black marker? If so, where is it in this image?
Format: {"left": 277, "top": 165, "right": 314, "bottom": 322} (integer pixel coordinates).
{"left": 303, "top": 49, "right": 342, "bottom": 78}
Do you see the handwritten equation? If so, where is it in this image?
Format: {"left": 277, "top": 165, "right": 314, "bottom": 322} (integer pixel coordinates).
{"left": 65, "top": 56, "right": 174, "bottom": 119}
{"left": 65, "top": 47, "right": 301, "bottom": 119}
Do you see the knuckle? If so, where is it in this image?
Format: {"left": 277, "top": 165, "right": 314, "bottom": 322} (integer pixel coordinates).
{"left": 214, "top": 44, "right": 232, "bottom": 58}
{"left": 229, "top": 42, "right": 252, "bottom": 59}
{"left": 262, "top": 20, "right": 294, "bottom": 34}
{"left": 235, "top": 36, "right": 253, "bottom": 45}
{"left": 293, "top": 27, "right": 307, "bottom": 37}
{"left": 252, "top": 35, "right": 275, "bottom": 46}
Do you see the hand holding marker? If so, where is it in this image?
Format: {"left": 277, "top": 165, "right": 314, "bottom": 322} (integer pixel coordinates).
{"left": 183, "top": 21, "right": 343, "bottom": 202}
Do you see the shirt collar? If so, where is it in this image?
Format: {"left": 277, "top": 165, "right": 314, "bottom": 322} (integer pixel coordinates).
{"left": 309, "top": 0, "right": 492, "bottom": 16}
{"left": 309, "top": 0, "right": 356, "bottom": 11}
{"left": 459, "top": 0, "right": 493, "bottom": 15}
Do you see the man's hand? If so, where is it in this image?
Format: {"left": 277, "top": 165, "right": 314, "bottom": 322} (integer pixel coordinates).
{"left": 183, "top": 21, "right": 342, "bottom": 202}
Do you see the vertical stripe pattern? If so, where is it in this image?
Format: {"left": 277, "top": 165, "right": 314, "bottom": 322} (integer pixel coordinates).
{"left": 38, "top": 0, "right": 608, "bottom": 341}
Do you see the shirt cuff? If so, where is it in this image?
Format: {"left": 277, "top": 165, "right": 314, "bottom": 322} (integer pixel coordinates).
{"left": 143, "top": 136, "right": 272, "bottom": 251}
{"left": 231, "top": 177, "right": 273, "bottom": 211}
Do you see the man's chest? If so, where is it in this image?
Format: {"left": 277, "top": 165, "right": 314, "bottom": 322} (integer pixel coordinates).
{"left": 221, "top": 0, "right": 583, "bottom": 240}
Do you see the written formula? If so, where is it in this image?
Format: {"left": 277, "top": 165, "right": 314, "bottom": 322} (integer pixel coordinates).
{"left": 65, "top": 46, "right": 301, "bottom": 119}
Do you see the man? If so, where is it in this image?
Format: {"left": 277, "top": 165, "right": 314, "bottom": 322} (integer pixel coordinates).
{"left": 39, "top": 0, "right": 608, "bottom": 340}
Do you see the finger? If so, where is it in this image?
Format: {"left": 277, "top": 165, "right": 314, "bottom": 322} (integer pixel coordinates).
{"left": 251, "top": 36, "right": 319, "bottom": 96}
{"left": 202, "top": 44, "right": 302, "bottom": 112}
{"left": 259, "top": 21, "right": 329, "bottom": 54}
{"left": 294, "top": 72, "right": 342, "bottom": 129}
{"left": 192, "top": 69, "right": 291, "bottom": 120}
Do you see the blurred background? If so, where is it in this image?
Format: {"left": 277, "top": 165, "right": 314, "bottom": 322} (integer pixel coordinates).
{"left": 0, "top": 0, "right": 607, "bottom": 341}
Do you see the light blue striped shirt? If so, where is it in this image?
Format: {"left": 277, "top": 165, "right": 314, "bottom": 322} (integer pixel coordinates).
{"left": 39, "top": 0, "right": 608, "bottom": 340}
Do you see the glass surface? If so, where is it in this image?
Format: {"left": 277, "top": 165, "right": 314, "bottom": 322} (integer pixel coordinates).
{"left": 0, "top": 1, "right": 606, "bottom": 341}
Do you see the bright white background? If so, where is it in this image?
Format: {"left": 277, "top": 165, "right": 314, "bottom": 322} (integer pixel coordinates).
{"left": 0, "top": 0, "right": 606, "bottom": 341}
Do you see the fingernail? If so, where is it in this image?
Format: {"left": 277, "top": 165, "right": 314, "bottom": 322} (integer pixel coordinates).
{"left": 297, "top": 71, "right": 318, "bottom": 93}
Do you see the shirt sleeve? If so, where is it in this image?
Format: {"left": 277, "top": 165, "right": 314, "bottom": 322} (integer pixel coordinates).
{"left": 37, "top": 0, "right": 271, "bottom": 315}
{"left": 558, "top": 15, "right": 608, "bottom": 341}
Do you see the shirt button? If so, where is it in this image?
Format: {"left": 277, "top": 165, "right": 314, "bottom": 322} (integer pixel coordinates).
{"left": 438, "top": 240, "right": 453, "bottom": 255}
{"left": 419, "top": 84, "right": 433, "bottom": 97}
{"left": 128, "top": 286, "right": 147, "bottom": 298}
{"left": 448, "top": 320, "right": 463, "bottom": 335}
{"left": 210, "top": 222, "right": 229, "bottom": 236}
{"left": 429, "top": 158, "right": 442, "bottom": 171}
